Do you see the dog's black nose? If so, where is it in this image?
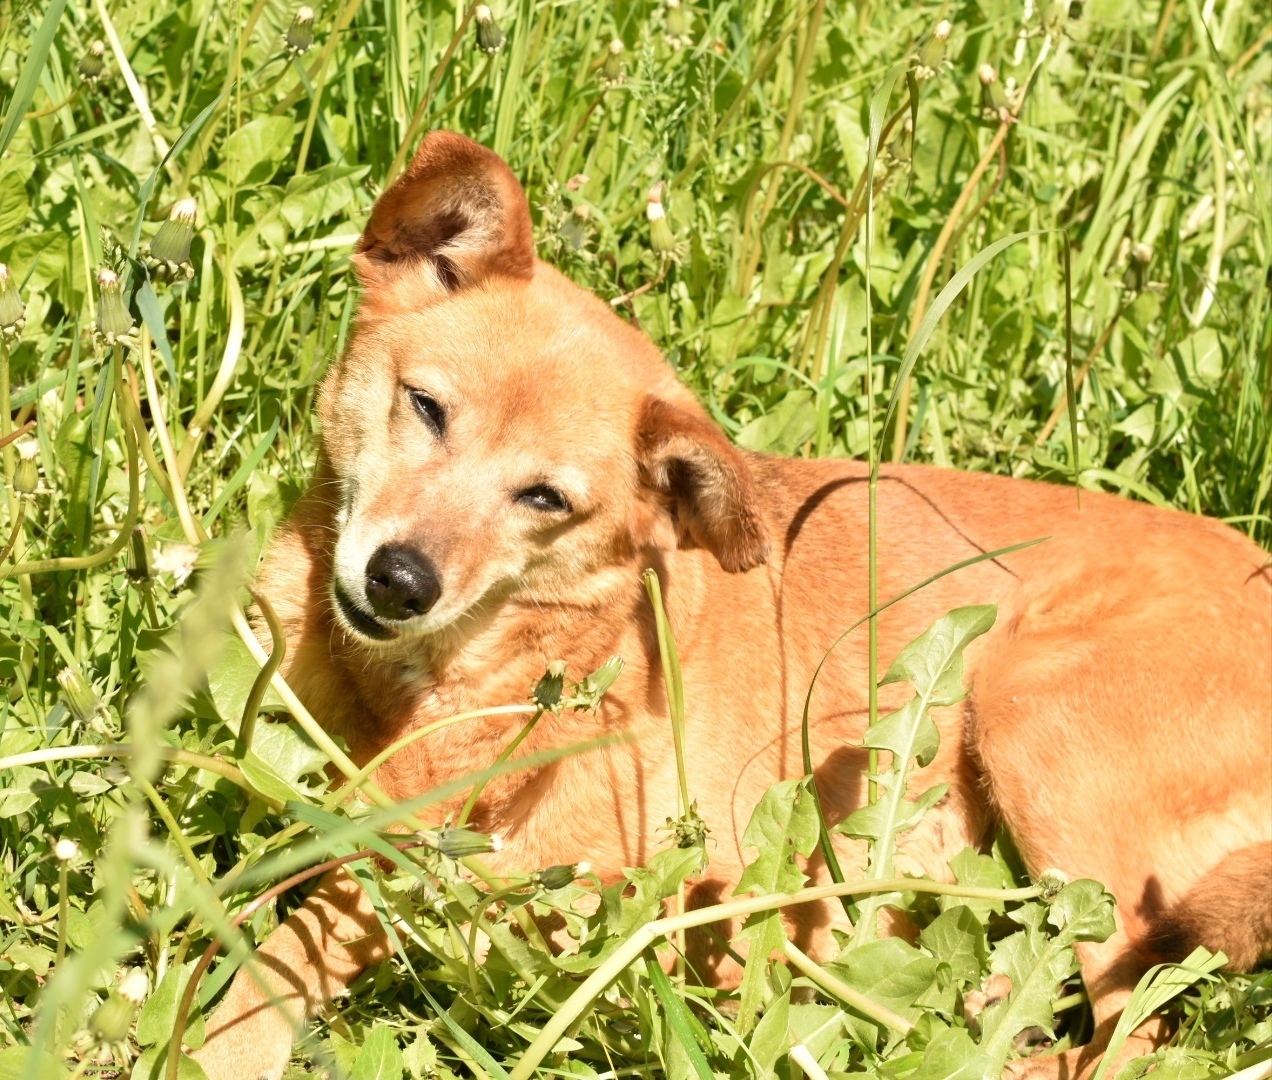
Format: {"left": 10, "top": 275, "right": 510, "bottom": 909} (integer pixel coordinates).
{"left": 364, "top": 545, "right": 441, "bottom": 621}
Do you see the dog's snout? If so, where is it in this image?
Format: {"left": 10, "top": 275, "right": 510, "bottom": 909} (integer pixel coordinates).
{"left": 364, "top": 545, "right": 441, "bottom": 621}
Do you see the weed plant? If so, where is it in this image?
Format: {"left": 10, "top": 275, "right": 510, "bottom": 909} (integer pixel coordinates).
{"left": 0, "top": 0, "right": 1268, "bottom": 1077}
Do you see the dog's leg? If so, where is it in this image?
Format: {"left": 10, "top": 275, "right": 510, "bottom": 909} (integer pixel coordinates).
{"left": 966, "top": 602, "right": 1266, "bottom": 1073}
{"left": 193, "top": 870, "right": 389, "bottom": 1080}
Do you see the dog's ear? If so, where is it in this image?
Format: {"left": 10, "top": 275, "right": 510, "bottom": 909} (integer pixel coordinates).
{"left": 352, "top": 131, "right": 534, "bottom": 295}
{"left": 637, "top": 397, "right": 770, "bottom": 573}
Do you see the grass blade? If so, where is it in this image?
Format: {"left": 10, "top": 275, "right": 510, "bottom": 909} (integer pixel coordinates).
{"left": 0, "top": 0, "right": 66, "bottom": 159}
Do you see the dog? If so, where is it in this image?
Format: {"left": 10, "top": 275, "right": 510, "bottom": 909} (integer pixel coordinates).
{"left": 193, "top": 132, "right": 1272, "bottom": 1080}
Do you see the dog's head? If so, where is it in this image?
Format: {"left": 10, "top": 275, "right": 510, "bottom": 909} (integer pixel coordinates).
{"left": 320, "top": 132, "right": 770, "bottom": 645}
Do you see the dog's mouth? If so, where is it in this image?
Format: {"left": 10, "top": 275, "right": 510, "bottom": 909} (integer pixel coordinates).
{"left": 332, "top": 581, "right": 397, "bottom": 642}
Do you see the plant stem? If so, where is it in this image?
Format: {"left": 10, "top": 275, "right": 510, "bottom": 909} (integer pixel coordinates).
{"left": 456, "top": 708, "right": 545, "bottom": 826}
{"left": 177, "top": 258, "right": 244, "bottom": 478}
{"left": 508, "top": 878, "right": 1044, "bottom": 1080}
{"left": 92, "top": 0, "right": 177, "bottom": 177}
{"left": 890, "top": 36, "right": 1054, "bottom": 461}
{"left": 891, "top": 118, "right": 1014, "bottom": 462}
{"left": 235, "top": 587, "right": 286, "bottom": 758}
{"left": 55, "top": 861, "right": 69, "bottom": 967}
{"left": 642, "top": 569, "right": 689, "bottom": 816}
{"left": 782, "top": 939, "right": 911, "bottom": 1034}
{"left": 3, "top": 349, "right": 140, "bottom": 579}
{"left": 0, "top": 743, "right": 285, "bottom": 812}
{"left": 736, "top": 0, "right": 828, "bottom": 297}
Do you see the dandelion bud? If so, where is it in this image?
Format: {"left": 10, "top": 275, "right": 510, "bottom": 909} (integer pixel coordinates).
{"left": 434, "top": 826, "right": 500, "bottom": 859}
{"left": 146, "top": 198, "right": 197, "bottom": 282}
{"left": 915, "top": 20, "right": 952, "bottom": 78}
{"left": 0, "top": 263, "right": 25, "bottom": 340}
{"left": 1123, "top": 242, "right": 1153, "bottom": 293}
{"left": 88, "top": 969, "right": 148, "bottom": 1045}
{"left": 474, "top": 6, "right": 505, "bottom": 55}
{"left": 586, "top": 655, "right": 623, "bottom": 698}
{"left": 13, "top": 440, "right": 38, "bottom": 496}
{"left": 127, "top": 525, "right": 151, "bottom": 584}
{"left": 119, "top": 968, "right": 148, "bottom": 1004}
{"left": 665, "top": 0, "right": 692, "bottom": 50}
{"left": 559, "top": 203, "right": 589, "bottom": 251}
{"left": 646, "top": 184, "right": 675, "bottom": 255}
{"left": 53, "top": 838, "right": 80, "bottom": 862}
{"left": 601, "top": 39, "right": 625, "bottom": 87}
{"left": 79, "top": 40, "right": 106, "bottom": 85}
{"left": 533, "top": 661, "right": 566, "bottom": 709}
{"left": 58, "top": 666, "right": 102, "bottom": 726}
{"left": 571, "top": 654, "right": 624, "bottom": 710}
{"left": 979, "top": 64, "right": 1009, "bottom": 120}
{"left": 92, "top": 268, "right": 135, "bottom": 348}
{"left": 534, "top": 863, "right": 585, "bottom": 890}
{"left": 285, "top": 6, "right": 315, "bottom": 56}
{"left": 1037, "top": 867, "right": 1068, "bottom": 900}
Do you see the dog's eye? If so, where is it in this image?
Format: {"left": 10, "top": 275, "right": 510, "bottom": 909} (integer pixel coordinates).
{"left": 409, "top": 390, "right": 445, "bottom": 437}
{"left": 517, "top": 485, "right": 572, "bottom": 514}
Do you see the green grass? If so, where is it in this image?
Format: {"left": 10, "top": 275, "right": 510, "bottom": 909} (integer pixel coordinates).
{"left": 0, "top": 0, "right": 1269, "bottom": 1076}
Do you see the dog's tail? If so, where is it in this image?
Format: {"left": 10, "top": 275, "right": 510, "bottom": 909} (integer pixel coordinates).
{"left": 1146, "top": 842, "right": 1272, "bottom": 970}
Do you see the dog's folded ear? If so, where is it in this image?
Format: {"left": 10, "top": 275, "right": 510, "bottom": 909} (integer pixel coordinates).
{"left": 637, "top": 397, "right": 770, "bottom": 573}
{"left": 352, "top": 131, "right": 534, "bottom": 298}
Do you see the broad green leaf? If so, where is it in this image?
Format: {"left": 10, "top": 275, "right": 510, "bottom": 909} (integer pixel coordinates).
{"left": 880, "top": 605, "right": 997, "bottom": 700}
{"left": 0, "top": 1047, "right": 66, "bottom": 1080}
{"left": 919, "top": 906, "right": 987, "bottom": 988}
{"left": 205, "top": 629, "right": 286, "bottom": 726}
{"left": 0, "top": 181, "right": 29, "bottom": 239}
{"left": 850, "top": 607, "right": 997, "bottom": 944}
{"left": 977, "top": 886, "right": 1114, "bottom": 1071}
{"left": 838, "top": 782, "right": 949, "bottom": 841}
{"left": 942, "top": 848, "right": 1013, "bottom": 921}
{"left": 402, "top": 1032, "right": 441, "bottom": 1080}
{"left": 735, "top": 389, "right": 819, "bottom": 454}
{"left": 786, "top": 1004, "right": 847, "bottom": 1061}
{"left": 280, "top": 164, "right": 370, "bottom": 233}
{"left": 351, "top": 1025, "right": 405, "bottom": 1080}
{"left": 137, "top": 963, "right": 206, "bottom": 1049}
{"left": 0, "top": 765, "right": 44, "bottom": 818}
{"left": 558, "top": 843, "right": 706, "bottom": 973}
{"left": 734, "top": 914, "right": 787, "bottom": 1037}
{"left": 128, "top": 1048, "right": 208, "bottom": 1080}
{"left": 826, "top": 937, "right": 941, "bottom": 1021}
{"left": 1047, "top": 878, "right": 1118, "bottom": 943}
{"left": 861, "top": 698, "right": 940, "bottom": 768}
{"left": 907, "top": 1026, "right": 989, "bottom": 1080}
{"left": 221, "top": 116, "right": 295, "bottom": 185}
{"left": 735, "top": 779, "right": 820, "bottom": 897}
{"left": 239, "top": 720, "right": 329, "bottom": 805}
{"left": 733, "top": 779, "right": 820, "bottom": 1034}
{"left": 748, "top": 987, "right": 791, "bottom": 1077}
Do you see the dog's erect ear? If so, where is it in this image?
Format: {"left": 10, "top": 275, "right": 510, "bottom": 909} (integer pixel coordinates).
{"left": 637, "top": 397, "right": 770, "bottom": 573}
{"left": 352, "top": 131, "right": 534, "bottom": 295}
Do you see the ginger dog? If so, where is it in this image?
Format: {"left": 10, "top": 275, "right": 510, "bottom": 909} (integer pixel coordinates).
{"left": 194, "top": 132, "right": 1272, "bottom": 1080}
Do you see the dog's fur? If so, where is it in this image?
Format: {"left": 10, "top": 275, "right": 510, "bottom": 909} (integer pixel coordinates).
{"left": 194, "top": 133, "right": 1272, "bottom": 1080}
